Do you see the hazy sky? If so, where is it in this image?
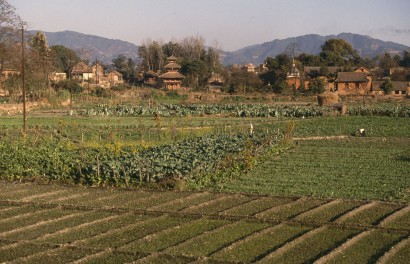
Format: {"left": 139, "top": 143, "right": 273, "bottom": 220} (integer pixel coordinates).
{"left": 10, "top": 0, "right": 410, "bottom": 51}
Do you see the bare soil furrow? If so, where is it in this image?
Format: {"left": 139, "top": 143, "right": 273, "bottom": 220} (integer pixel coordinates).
{"left": 211, "top": 224, "right": 283, "bottom": 257}
{"left": 51, "top": 193, "right": 89, "bottom": 203}
{"left": 294, "top": 199, "right": 342, "bottom": 220}
{"left": 0, "top": 211, "right": 83, "bottom": 237}
{"left": 3, "top": 244, "right": 63, "bottom": 263}
{"left": 334, "top": 201, "right": 378, "bottom": 223}
{"left": 19, "top": 189, "right": 67, "bottom": 202}
{"left": 376, "top": 235, "right": 410, "bottom": 264}
{"left": 0, "top": 204, "right": 31, "bottom": 217}
{"left": 132, "top": 252, "right": 160, "bottom": 264}
{"left": 0, "top": 185, "right": 35, "bottom": 199}
{"left": 123, "top": 219, "right": 197, "bottom": 249}
{"left": 0, "top": 212, "right": 118, "bottom": 251}
{"left": 379, "top": 205, "right": 410, "bottom": 227}
{"left": 71, "top": 215, "right": 167, "bottom": 246}
{"left": 0, "top": 207, "right": 47, "bottom": 224}
{"left": 313, "top": 230, "right": 373, "bottom": 264}
{"left": 70, "top": 248, "right": 111, "bottom": 264}
{"left": 163, "top": 221, "right": 237, "bottom": 254}
{"left": 179, "top": 195, "right": 233, "bottom": 213}
{"left": 258, "top": 226, "right": 327, "bottom": 263}
{"left": 253, "top": 197, "right": 305, "bottom": 218}
{"left": 147, "top": 192, "right": 209, "bottom": 211}
{"left": 34, "top": 213, "right": 128, "bottom": 243}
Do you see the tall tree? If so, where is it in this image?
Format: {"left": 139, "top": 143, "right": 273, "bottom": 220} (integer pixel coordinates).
{"left": 378, "top": 53, "right": 399, "bottom": 71}
{"left": 162, "top": 41, "right": 183, "bottom": 58}
{"left": 112, "top": 54, "right": 138, "bottom": 84}
{"left": 308, "top": 77, "right": 326, "bottom": 94}
{"left": 297, "top": 53, "right": 323, "bottom": 67}
{"left": 319, "top": 39, "right": 360, "bottom": 66}
{"left": 30, "top": 31, "right": 49, "bottom": 57}
{"left": 138, "top": 40, "right": 165, "bottom": 72}
{"left": 229, "top": 68, "right": 262, "bottom": 93}
{"left": 50, "top": 45, "right": 80, "bottom": 74}
{"left": 180, "top": 35, "right": 206, "bottom": 61}
{"left": 28, "top": 31, "right": 53, "bottom": 98}
{"left": 180, "top": 59, "right": 208, "bottom": 88}
{"left": 0, "top": 0, "right": 25, "bottom": 96}
{"left": 400, "top": 50, "right": 410, "bottom": 68}
{"left": 204, "top": 47, "right": 221, "bottom": 73}
{"left": 381, "top": 78, "right": 393, "bottom": 94}
{"left": 260, "top": 54, "right": 290, "bottom": 90}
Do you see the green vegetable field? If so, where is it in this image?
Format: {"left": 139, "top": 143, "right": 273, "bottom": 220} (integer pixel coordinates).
{"left": 0, "top": 103, "right": 409, "bottom": 263}
{"left": 0, "top": 183, "right": 408, "bottom": 263}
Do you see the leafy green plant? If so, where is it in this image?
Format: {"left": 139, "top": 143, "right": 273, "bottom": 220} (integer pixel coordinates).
{"left": 0, "top": 130, "right": 285, "bottom": 189}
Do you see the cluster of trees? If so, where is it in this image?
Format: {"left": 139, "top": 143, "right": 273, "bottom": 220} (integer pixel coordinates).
{"left": 0, "top": 0, "right": 25, "bottom": 98}
{"left": 138, "top": 37, "right": 221, "bottom": 88}
{"left": 3, "top": 29, "right": 85, "bottom": 99}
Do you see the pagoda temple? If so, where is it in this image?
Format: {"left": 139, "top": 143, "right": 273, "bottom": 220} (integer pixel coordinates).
{"left": 159, "top": 56, "right": 185, "bottom": 90}
{"left": 286, "top": 58, "right": 301, "bottom": 89}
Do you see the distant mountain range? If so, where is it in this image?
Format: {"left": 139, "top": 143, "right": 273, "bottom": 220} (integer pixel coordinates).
{"left": 33, "top": 30, "right": 140, "bottom": 64}
{"left": 222, "top": 33, "right": 410, "bottom": 65}
{"left": 34, "top": 30, "right": 409, "bottom": 66}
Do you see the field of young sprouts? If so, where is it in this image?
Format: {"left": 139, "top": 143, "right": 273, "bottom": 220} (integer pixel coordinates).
{"left": 0, "top": 182, "right": 408, "bottom": 263}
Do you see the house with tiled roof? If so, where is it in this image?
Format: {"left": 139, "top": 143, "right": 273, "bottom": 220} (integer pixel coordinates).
{"left": 71, "top": 62, "right": 93, "bottom": 81}
{"left": 71, "top": 61, "right": 125, "bottom": 88}
{"left": 143, "top": 70, "right": 158, "bottom": 86}
{"left": 371, "top": 81, "right": 409, "bottom": 96}
{"left": 207, "top": 72, "right": 224, "bottom": 92}
{"left": 334, "top": 72, "right": 371, "bottom": 95}
{"left": 106, "top": 70, "right": 124, "bottom": 86}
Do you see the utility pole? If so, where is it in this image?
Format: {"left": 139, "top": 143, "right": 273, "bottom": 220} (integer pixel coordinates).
{"left": 21, "top": 26, "right": 27, "bottom": 138}
{"left": 68, "top": 59, "right": 72, "bottom": 110}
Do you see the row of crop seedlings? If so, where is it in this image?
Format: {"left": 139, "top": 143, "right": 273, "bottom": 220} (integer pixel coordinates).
{"left": 3, "top": 183, "right": 408, "bottom": 230}
{"left": 1, "top": 194, "right": 409, "bottom": 262}
{"left": 78, "top": 104, "right": 410, "bottom": 118}
{"left": 1, "top": 210, "right": 408, "bottom": 263}
{"left": 3, "top": 183, "right": 409, "bottom": 231}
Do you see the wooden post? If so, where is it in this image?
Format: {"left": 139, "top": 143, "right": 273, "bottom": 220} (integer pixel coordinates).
{"left": 138, "top": 159, "right": 142, "bottom": 183}
{"left": 146, "top": 161, "right": 150, "bottom": 183}
{"left": 96, "top": 156, "right": 100, "bottom": 179}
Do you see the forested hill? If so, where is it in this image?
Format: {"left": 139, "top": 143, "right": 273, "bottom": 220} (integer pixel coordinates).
{"left": 222, "top": 33, "right": 410, "bottom": 65}
{"left": 31, "top": 30, "right": 409, "bottom": 66}
{"left": 32, "top": 30, "right": 140, "bottom": 65}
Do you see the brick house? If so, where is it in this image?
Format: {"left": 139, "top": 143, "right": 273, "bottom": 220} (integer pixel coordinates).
{"left": 71, "top": 62, "right": 93, "bottom": 81}
{"left": 371, "top": 81, "right": 409, "bottom": 96}
{"left": 334, "top": 72, "right": 371, "bottom": 95}
{"left": 106, "top": 70, "right": 124, "bottom": 86}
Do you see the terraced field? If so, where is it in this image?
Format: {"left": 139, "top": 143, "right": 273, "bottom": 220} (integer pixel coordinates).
{"left": 0, "top": 182, "right": 408, "bottom": 263}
